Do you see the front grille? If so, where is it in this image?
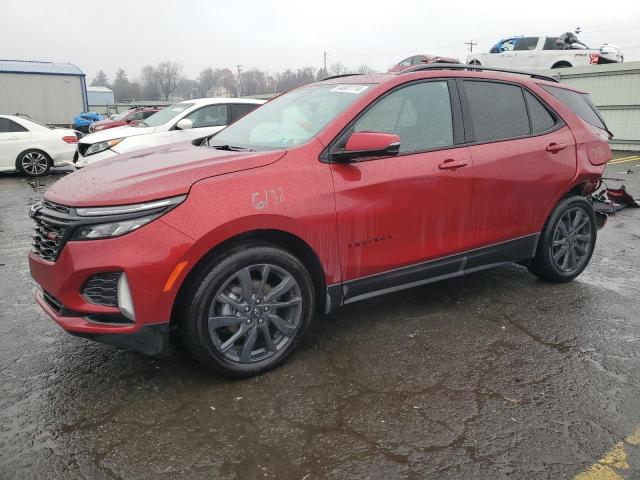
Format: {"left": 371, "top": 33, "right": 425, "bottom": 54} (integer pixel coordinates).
{"left": 81, "top": 273, "right": 120, "bottom": 307}
{"left": 31, "top": 201, "right": 78, "bottom": 262}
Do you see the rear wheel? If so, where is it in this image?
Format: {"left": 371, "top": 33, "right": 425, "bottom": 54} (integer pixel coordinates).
{"left": 17, "top": 150, "right": 51, "bottom": 177}
{"left": 551, "top": 61, "right": 572, "bottom": 69}
{"left": 529, "top": 196, "right": 596, "bottom": 282}
{"left": 180, "top": 243, "right": 315, "bottom": 377}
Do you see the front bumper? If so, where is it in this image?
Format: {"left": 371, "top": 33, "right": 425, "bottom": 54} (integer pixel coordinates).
{"left": 29, "top": 218, "right": 194, "bottom": 353}
{"left": 75, "top": 148, "right": 118, "bottom": 167}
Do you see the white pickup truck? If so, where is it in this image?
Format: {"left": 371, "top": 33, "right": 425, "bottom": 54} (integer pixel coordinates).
{"left": 466, "top": 33, "right": 623, "bottom": 70}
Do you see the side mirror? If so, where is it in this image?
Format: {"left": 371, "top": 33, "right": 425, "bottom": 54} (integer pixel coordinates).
{"left": 176, "top": 118, "right": 193, "bottom": 130}
{"left": 331, "top": 131, "right": 401, "bottom": 162}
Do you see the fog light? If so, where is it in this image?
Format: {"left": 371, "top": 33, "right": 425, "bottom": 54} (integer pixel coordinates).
{"left": 117, "top": 273, "right": 136, "bottom": 321}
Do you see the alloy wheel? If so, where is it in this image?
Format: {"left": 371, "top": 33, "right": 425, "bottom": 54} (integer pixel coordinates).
{"left": 550, "top": 207, "right": 593, "bottom": 275}
{"left": 21, "top": 152, "right": 49, "bottom": 176}
{"left": 207, "top": 264, "right": 303, "bottom": 363}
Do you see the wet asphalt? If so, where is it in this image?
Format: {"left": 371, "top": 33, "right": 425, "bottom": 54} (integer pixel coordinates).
{"left": 1, "top": 154, "right": 639, "bottom": 479}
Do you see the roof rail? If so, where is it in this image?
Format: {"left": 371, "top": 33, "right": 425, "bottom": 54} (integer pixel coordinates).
{"left": 398, "top": 63, "right": 559, "bottom": 83}
{"left": 321, "top": 73, "right": 364, "bottom": 81}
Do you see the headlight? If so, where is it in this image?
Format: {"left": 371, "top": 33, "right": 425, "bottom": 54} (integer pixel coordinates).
{"left": 70, "top": 195, "right": 186, "bottom": 240}
{"left": 71, "top": 215, "right": 156, "bottom": 240}
{"left": 84, "top": 138, "right": 123, "bottom": 156}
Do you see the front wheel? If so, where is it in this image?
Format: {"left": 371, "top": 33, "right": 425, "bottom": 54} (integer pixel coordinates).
{"left": 528, "top": 196, "right": 596, "bottom": 282}
{"left": 17, "top": 150, "right": 51, "bottom": 177}
{"left": 180, "top": 243, "right": 315, "bottom": 377}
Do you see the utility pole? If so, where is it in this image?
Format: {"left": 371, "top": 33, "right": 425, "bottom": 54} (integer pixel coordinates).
{"left": 236, "top": 64, "right": 243, "bottom": 97}
{"left": 465, "top": 40, "right": 478, "bottom": 52}
{"left": 323, "top": 51, "right": 327, "bottom": 76}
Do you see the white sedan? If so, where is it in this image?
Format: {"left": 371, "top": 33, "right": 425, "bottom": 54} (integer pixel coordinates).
{"left": 0, "top": 115, "right": 77, "bottom": 177}
{"left": 75, "top": 98, "right": 265, "bottom": 167}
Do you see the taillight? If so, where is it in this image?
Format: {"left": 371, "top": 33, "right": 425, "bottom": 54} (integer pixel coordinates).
{"left": 589, "top": 53, "right": 600, "bottom": 64}
{"left": 63, "top": 136, "right": 78, "bottom": 144}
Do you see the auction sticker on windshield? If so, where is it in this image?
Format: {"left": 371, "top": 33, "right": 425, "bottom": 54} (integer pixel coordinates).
{"left": 330, "top": 85, "right": 369, "bottom": 94}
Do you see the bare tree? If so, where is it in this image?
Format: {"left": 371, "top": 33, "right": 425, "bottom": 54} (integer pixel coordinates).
{"left": 197, "top": 67, "right": 218, "bottom": 97}
{"left": 329, "top": 62, "right": 349, "bottom": 76}
{"left": 156, "top": 61, "right": 182, "bottom": 100}
{"left": 355, "top": 64, "right": 375, "bottom": 74}
{"left": 140, "top": 65, "right": 160, "bottom": 100}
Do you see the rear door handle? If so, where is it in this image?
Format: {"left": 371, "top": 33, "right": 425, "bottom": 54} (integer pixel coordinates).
{"left": 438, "top": 159, "right": 468, "bottom": 170}
{"left": 546, "top": 143, "right": 568, "bottom": 153}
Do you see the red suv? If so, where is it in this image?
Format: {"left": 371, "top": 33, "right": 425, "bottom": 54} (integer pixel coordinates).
{"left": 29, "top": 65, "right": 611, "bottom": 377}
{"left": 88, "top": 107, "right": 161, "bottom": 133}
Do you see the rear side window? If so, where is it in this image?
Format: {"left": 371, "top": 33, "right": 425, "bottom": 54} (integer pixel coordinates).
{"left": 543, "top": 37, "right": 559, "bottom": 50}
{"left": 463, "top": 81, "right": 530, "bottom": 142}
{"left": 541, "top": 85, "right": 607, "bottom": 130}
{"left": 0, "top": 118, "right": 28, "bottom": 132}
{"left": 524, "top": 90, "right": 556, "bottom": 133}
{"left": 514, "top": 37, "right": 539, "bottom": 51}
{"left": 230, "top": 103, "right": 259, "bottom": 123}
{"left": 353, "top": 81, "right": 453, "bottom": 153}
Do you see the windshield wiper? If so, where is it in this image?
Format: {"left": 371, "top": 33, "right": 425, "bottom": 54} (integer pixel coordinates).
{"left": 209, "top": 143, "right": 249, "bottom": 151}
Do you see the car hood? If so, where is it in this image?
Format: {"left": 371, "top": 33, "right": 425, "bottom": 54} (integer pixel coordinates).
{"left": 79, "top": 125, "right": 155, "bottom": 144}
{"left": 45, "top": 142, "right": 286, "bottom": 207}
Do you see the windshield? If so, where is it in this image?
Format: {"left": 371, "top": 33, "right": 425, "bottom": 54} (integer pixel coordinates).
{"left": 111, "top": 111, "right": 130, "bottom": 121}
{"left": 210, "top": 84, "right": 371, "bottom": 150}
{"left": 139, "top": 103, "right": 194, "bottom": 127}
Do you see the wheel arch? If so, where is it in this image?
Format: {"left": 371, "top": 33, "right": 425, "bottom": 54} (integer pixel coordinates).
{"left": 170, "top": 228, "right": 329, "bottom": 328}
{"left": 14, "top": 147, "right": 52, "bottom": 169}
{"left": 551, "top": 60, "right": 573, "bottom": 69}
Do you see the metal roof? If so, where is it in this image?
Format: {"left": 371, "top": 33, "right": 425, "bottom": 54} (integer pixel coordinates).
{"left": 87, "top": 86, "right": 113, "bottom": 93}
{"left": 0, "top": 59, "right": 84, "bottom": 76}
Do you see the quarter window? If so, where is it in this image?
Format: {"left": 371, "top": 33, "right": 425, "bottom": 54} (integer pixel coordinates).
{"left": 463, "top": 81, "right": 530, "bottom": 142}
{"left": 353, "top": 81, "right": 453, "bottom": 153}
{"left": 185, "top": 104, "right": 228, "bottom": 128}
{"left": 0, "top": 118, "right": 28, "bottom": 133}
{"left": 541, "top": 85, "right": 607, "bottom": 131}
{"left": 524, "top": 90, "right": 556, "bottom": 133}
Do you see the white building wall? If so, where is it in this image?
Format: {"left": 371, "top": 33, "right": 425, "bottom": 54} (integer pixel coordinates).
{"left": 0, "top": 73, "right": 85, "bottom": 125}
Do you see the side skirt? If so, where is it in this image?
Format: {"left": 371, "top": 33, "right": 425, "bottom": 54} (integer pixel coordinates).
{"left": 325, "top": 233, "right": 539, "bottom": 311}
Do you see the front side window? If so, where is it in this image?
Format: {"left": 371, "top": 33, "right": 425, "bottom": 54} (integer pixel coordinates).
{"left": 211, "top": 84, "right": 370, "bottom": 150}
{"left": 185, "top": 104, "right": 228, "bottom": 128}
{"left": 353, "top": 81, "right": 453, "bottom": 153}
{"left": 464, "top": 81, "right": 529, "bottom": 142}
{"left": 514, "top": 37, "right": 540, "bottom": 51}
{"left": 140, "top": 103, "right": 194, "bottom": 127}
{"left": 0, "top": 118, "right": 28, "bottom": 133}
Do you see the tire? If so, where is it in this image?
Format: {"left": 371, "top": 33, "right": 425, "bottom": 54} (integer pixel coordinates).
{"left": 551, "top": 62, "right": 572, "bottom": 69}
{"left": 528, "top": 196, "right": 596, "bottom": 282}
{"left": 468, "top": 60, "right": 481, "bottom": 66}
{"left": 180, "top": 242, "right": 315, "bottom": 377}
{"left": 17, "top": 149, "right": 51, "bottom": 177}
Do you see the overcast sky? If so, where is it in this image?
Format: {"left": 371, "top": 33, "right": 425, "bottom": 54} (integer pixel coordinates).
{"left": 2, "top": 0, "right": 639, "bottom": 81}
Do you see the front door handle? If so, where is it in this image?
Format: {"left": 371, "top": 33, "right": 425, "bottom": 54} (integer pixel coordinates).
{"left": 546, "top": 143, "right": 568, "bottom": 153}
{"left": 438, "top": 159, "right": 468, "bottom": 170}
